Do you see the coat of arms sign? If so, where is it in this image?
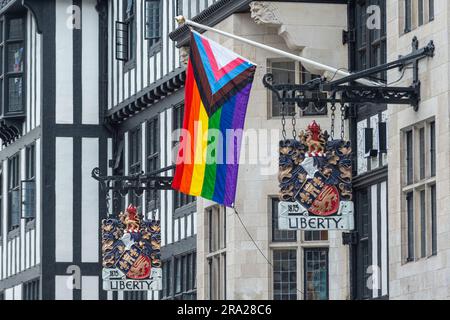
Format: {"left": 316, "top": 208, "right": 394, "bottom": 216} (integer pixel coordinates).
{"left": 101, "top": 205, "right": 162, "bottom": 291}
{"left": 278, "top": 121, "right": 354, "bottom": 231}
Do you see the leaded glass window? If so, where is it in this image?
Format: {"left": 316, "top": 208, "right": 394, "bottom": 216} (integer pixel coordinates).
{"left": 0, "top": 16, "right": 25, "bottom": 116}
{"left": 304, "top": 248, "right": 328, "bottom": 300}
{"left": 145, "top": 0, "right": 161, "bottom": 48}
{"left": 273, "top": 250, "right": 297, "bottom": 300}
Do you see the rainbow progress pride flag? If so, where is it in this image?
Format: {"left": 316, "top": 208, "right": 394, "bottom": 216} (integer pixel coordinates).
{"left": 172, "top": 31, "right": 256, "bottom": 207}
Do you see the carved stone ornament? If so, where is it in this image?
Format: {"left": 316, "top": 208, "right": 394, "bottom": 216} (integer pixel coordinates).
{"left": 180, "top": 46, "right": 190, "bottom": 66}
{"left": 250, "top": 1, "right": 282, "bottom": 26}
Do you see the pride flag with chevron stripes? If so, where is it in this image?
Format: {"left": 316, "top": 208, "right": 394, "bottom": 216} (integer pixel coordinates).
{"left": 172, "top": 31, "right": 256, "bottom": 207}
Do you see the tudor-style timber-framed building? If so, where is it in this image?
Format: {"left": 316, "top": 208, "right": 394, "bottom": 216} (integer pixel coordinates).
{"left": 0, "top": 0, "right": 216, "bottom": 301}
{"left": 347, "top": 0, "right": 389, "bottom": 300}
{"left": 0, "top": 0, "right": 449, "bottom": 301}
{"left": 0, "top": 0, "right": 110, "bottom": 300}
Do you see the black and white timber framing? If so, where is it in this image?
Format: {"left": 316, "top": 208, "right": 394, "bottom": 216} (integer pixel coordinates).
{"left": 0, "top": 0, "right": 219, "bottom": 300}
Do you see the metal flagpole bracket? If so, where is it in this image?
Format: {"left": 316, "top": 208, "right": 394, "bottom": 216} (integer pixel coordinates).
{"left": 91, "top": 166, "right": 175, "bottom": 195}
{"left": 264, "top": 37, "right": 435, "bottom": 112}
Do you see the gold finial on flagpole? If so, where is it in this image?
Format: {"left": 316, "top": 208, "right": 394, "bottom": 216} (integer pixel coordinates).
{"left": 175, "top": 15, "right": 186, "bottom": 26}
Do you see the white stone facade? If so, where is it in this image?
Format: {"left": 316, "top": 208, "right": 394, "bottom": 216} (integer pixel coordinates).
{"left": 387, "top": 0, "right": 450, "bottom": 300}
{"left": 195, "top": 2, "right": 351, "bottom": 300}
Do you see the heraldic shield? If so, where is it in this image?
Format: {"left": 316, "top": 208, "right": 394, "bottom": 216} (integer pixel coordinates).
{"left": 278, "top": 121, "right": 354, "bottom": 231}
{"left": 101, "top": 205, "right": 162, "bottom": 291}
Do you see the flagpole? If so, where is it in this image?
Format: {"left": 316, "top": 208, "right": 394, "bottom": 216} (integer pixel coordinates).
{"left": 176, "top": 16, "right": 382, "bottom": 87}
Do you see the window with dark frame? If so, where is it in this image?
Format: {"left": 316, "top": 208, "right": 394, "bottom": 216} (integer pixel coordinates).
{"left": 356, "top": 2, "right": 367, "bottom": 71}
{"left": 22, "top": 143, "right": 36, "bottom": 220}
{"left": 22, "top": 278, "right": 40, "bottom": 300}
{"left": 162, "top": 252, "right": 197, "bottom": 300}
{"left": 269, "top": 61, "right": 326, "bottom": 117}
{"left": 271, "top": 198, "right": 296, "bottom": 242}
{"left": 269, "top": 61, "right": 296, "bottom": 117}
{"left": 300, "top": 66, "right": 327, "bottom": 116}
{"left": 8, "top": 153, "right": 20, "bottom": 231}
{"left": 430, "top": 121, "right": 436, "bottom": 176}
{"left": 419, "top": 127, "right": 425, "bottom": 180}
{"left": 406, "top": 130, "right": 413, "bottom": 185}
{"left": 406, "top": 192, "right": 414, "bottom": 261}
{"left": 209, "top": 206, "right": 226, "bottom": 253}
{"left": 125, "top": 0, "right": 136, "bottom": 64}
{"left": 145, "top": 0, "right": 162, "bottom": 50}
{"left": 115, "top": 21, "right": 128, "bottom": 61}
{"left": 173, "top": 187, "right": 195, "bottom": 211}
{"left": 420, "top": 189, "right": 426, "bottom": 258}
{"left": 356, "top": 188, "right": 371, "bottom": 299}
{"left": 25, "top": 144, "right": 35, "bottom": 180}
{"left": 403, "top": 121, "right": 437, "bottom": 262}
{"left": 162, "top": 259, "right": 172, "bottom": 299}
{"left": 184, "top": 253, "right": 197, "bottom": 300}
{"left": 356, "top": 0, "right": 387, "bottom": 80}
{"left": 304, "top": 231, "right": 328, "bottom": 242}
{"left": 128, "top": 127, "right": 142, "bottom": 209}
{"left": 146, "top": 117, "right": 159, "bottom": 212}
{"left": 430, "top": 184, "right": 437, "bottom": 256}
{"left": 116, "top": 0, "right": 136, "bottom": 64}
{"left": 182, "top": 254, "right": 188, "bottom": 296}
{"left": 208, "top": 206, "right": 226, "bottom": 300}
{"left": 304, "top": 248, "right": 329, "bottom": 300}
{"left": 175, "top": 256, "right": 182, "bottom": 295}
{"left": 429, "top": 0, "right": 435, "bottom": 21}
{"left": 193, "top": 253, "right": 197, "bottom": 291}
{"left": 273, "top": 249, "right": 297, "bottom": 300}
{"left": 0, "top": 15, "right": 26, "bottom": 117}
{"left": 404, "top": 0, "right": 433, "bottom": 32}
{"left": 405, "top": 0, "right": 412, "bottom": 33}
{"left": 418, "top": 0, "right": 424, "bottom": 26}
{"left": 176, "top": 0, "right": 183, "bottom": 16}
{"left": 124, "top": 291, "right": 147, "bottom": 300}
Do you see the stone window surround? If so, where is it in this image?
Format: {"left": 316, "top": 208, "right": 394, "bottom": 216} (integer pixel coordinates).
{"left": 268, "top": 196, "right": 329, "bottom": 300}
{"left": 399, "top": 0, "right": 435, "bottom": 36}
{"left": 401, "top": 118, "right": 437, "bottom": 264}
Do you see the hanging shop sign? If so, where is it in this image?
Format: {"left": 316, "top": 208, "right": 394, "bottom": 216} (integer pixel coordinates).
{"left": 101, "top": 205, "right": 162, "bottom": 291}
{"left": 278, "top": 121, "right": 354, "bottom": 231}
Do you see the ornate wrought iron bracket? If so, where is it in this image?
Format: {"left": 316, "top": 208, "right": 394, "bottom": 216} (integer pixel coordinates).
{"left": 264, "top": 37, "right": 435, "bottom": 112}
{"left": 91, "top": 166, "right": 175, "bottom": 196}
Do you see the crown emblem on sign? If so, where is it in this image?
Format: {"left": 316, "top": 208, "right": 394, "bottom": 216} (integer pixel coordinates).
{"left": 119, "top": 204, "right": 141, "bottom": 234}
{"left": 299, "top": 120, "right": 329, "bottom": 157}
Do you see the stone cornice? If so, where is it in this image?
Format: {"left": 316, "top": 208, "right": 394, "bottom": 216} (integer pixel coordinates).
{"left": 106, "top": 68, "right": 186, "bottom": 125}
{"left": 169, "top": 0, "right": 348, "bottom": 48}
{"left": 250, "top": 1, "right": 282, "bottom": 26}
{"left": 169, "top": 0, "right": 253, "bottom": 48}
